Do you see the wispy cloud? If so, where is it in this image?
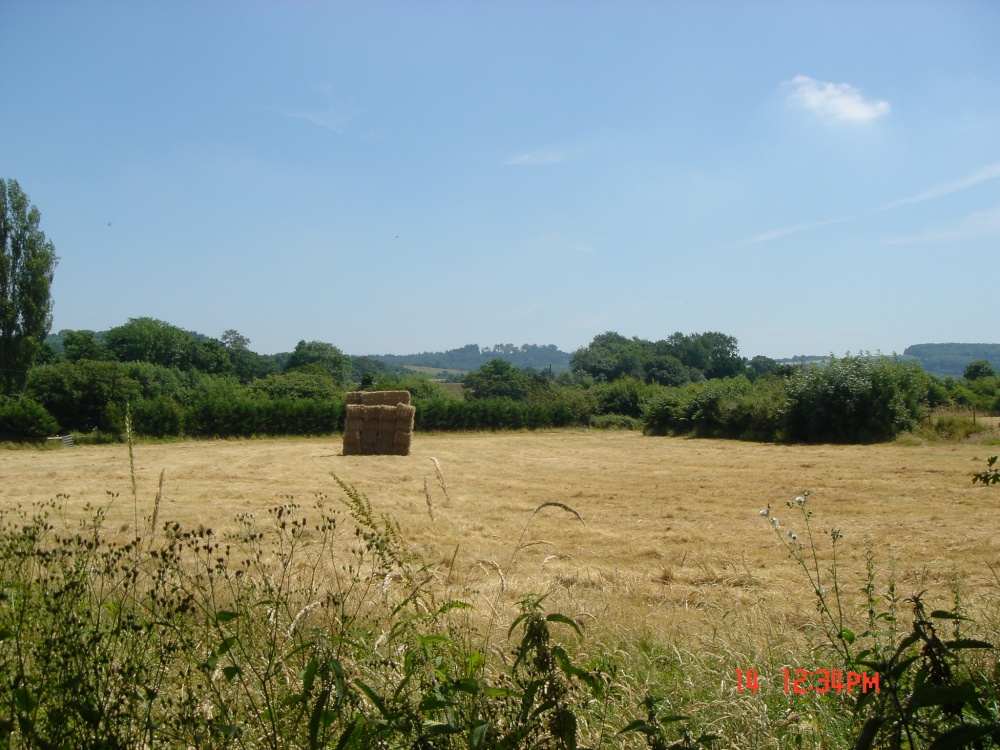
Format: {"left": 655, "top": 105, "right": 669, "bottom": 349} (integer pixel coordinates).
{"left": 877, "top": 161, "right": 1000, "bottom": 211}
{"left": 504, "top": 147, "right": 574, "bottom": 166}
{"left": 743, "top": 160, "right": 1000, "bottom": 247}
{"left": 285, "top": 107, "right": 360, "bottom": 134}
{"left": 787, "top": 75, "right": 890, "bottom": 123}
{"left": 526, "top": 230, "right": 597, "bottom": 255}
{"left": 882, "top": 204, "right": 1000, "bottom": 245}
{"left": 738, "top": 216, "right": 849, "bottom": 246}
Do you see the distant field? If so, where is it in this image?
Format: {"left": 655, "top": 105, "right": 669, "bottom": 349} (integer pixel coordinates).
{"left": 402, "top": 365, "right": 467, "bottom": 377}
{"left": 4, "top": 429, "right": 998, "bottom": 645}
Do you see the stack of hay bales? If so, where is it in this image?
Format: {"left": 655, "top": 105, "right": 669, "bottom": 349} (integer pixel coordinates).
{"left": 342, "top": 391, "right": 415, "bottom": 456}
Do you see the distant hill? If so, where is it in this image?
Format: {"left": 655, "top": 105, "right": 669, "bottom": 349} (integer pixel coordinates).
{"left": 368, "top": 343, "right": 573, "bottom": 373}
{"left": 903, "top": 343, "right": 1000, "bottom": 378}
{"left": 46, "top": 330, "right": 573, "bottom": 376}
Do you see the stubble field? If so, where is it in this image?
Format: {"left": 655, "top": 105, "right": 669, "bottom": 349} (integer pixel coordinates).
{"left": 3, "top": 429, "right": 998, "bottom": 651}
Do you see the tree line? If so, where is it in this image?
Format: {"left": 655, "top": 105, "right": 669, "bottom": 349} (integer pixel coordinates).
{"left": 5, "top": 321, "right": 1000, "bottom": 445}
{"left": 3, "top": 178, "right": 998, "bottom": 444}
{"left": 369, "top": 342, "right": 572, "bottom": 373}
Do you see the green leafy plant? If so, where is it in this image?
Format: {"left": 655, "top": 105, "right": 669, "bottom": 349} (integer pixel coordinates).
{"left": 620, "top": 695, "right": 719, "bottom": 749}
{"left": 973, "top": 456, "right": 1000, "bottom": 486}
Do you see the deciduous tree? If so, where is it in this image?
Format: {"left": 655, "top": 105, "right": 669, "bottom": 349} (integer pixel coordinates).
{"left": 221, "top": 329, "right": 280, "bottom": 383}
{"left": 284, "top": 340, "right": 352, "bottom": 387}
{"left": 463, "top": 358, "right": 548, "bottom": 400}
{"left": 63, "top": 330, "right": 107, "bottom": 362}
{"left": 0, "top": 179, "right": 58, "bottom": 394}
{"left": 964, "top": 359, "right": 997, "bottom": 381}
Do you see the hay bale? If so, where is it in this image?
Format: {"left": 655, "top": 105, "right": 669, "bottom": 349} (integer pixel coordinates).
{"left": 342, "top": 398, "right": 416, "bottom": 456}
{"left": 345, "top": 390, "right": 411, "bottom": 406}
{"left": 391, "top": 404, "right": 416, "bottom": 456}
{"left": 342, "top": 431, "right": 362, "bottom": 455}
{"left": 395, "top": 402, "right": 415, "bottom": 427}
{"left": 343, "top": 405, "right": 366, "bottom": 432}
{"left": 391, "top": 435, "right": 412, "bottom": 456}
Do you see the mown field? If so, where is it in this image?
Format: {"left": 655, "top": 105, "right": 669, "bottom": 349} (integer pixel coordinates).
{"left": 4, "top": 427, "right": 1000, "bottom": 746}
{"left": 4, "top": 428, "right": 998, "bottom": 644}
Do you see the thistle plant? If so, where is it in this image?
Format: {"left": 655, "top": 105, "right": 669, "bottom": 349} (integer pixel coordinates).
{"left": 760, "top": 492, "right": 856, "bottom": 663}
{"left": 761, "top": 489, "right": 1000, "bottom": 748}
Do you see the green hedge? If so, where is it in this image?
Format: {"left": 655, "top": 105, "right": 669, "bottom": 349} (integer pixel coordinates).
{"left": 180, "top": 397, "right": 345, "bottom": 438}
{"left": 14, "top": 355, "right": 944, "bottom": 444}
{"left": 414, "top": 398, "right": 582, "bottom": 431}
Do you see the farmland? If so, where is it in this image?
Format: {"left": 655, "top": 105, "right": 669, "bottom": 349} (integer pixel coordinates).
{"left": 3, "top": 428, "right": 1000, "bottom": 746}
{"left": 4, "top": 429, "right": 997, "bottom": 641}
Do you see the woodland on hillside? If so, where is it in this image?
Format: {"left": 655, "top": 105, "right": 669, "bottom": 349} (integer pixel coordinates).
{"left": 903, "top": 342, "right": 1000, "bottom": 377}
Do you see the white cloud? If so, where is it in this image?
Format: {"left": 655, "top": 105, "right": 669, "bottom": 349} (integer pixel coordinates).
{"left": 877, "top": 161, "right": 1000, "bottom": 211}
{"left": 504, "top": 147, "right": 573, "bottom": 166}
{"left": 738, "top": 216, "right": 849, "bottom": 246}
{"left": 787, "top": 75, "right": 890, "bottom": 123}
{"left": 882, "top": 204, "right": 1000, "bottom": 245}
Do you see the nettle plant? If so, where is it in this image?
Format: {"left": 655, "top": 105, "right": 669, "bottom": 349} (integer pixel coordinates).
{"left": 761, "top": 492, "right": 1000, "bottom": 748}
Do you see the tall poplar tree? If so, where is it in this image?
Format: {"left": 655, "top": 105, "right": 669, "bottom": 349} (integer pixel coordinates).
{"left": 0, "top": 179, "right": 59, "bottom": 394}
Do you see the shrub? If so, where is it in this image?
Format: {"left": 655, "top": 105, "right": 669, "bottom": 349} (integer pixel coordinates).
{"left": 183, "top": 394, "right": 259, "bottom": 437}
{"left": 530, "top": 386, "right": 595, "bottom": 425}
{"left": 783, "top": 355, "right": 929, "bottom": 443}
{"left": 0, "top": 396, "right": 60, "bottom": 440}
{"left": 130, "top": 397, "right": 184, "bottom": 438}
{"left": 642, "top": 377, "right": 786, "bottom": 441}
{"left": 256, "top": 398, "right": 344, "bottom": 435}
{"left": 412, "top": 396, "right": 585, "bottom": 432}
{"left": 588, "top": 376, "right": 653, "bottom": 418}
{"left": 642, "top": 385, "right": 695, "bottom": 436}
{"left": 965, "top": 375, "right": 1000, "bottom": 410}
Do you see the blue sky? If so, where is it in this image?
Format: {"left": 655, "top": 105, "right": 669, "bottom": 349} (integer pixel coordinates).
{"left": 2, "top": 1, "right": 998, "bottom": 359}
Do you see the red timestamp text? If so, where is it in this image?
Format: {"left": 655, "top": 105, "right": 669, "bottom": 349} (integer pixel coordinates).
{"left": 734, "top": 668, "right": 879, "bottom": 694}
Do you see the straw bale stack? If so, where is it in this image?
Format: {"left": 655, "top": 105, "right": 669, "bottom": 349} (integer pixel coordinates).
{"left": 342, "top": 392, "right": 415, "bottom": 455}
{"left": 345, "top": 390, "right": 411, "bottom": 406}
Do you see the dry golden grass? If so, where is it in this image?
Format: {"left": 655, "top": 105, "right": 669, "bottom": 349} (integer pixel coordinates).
{"left": 3, "top": 429, "right": 999, "bottom": 649}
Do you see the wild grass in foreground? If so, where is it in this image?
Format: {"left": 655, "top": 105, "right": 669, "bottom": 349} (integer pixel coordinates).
{"left": 1, "top": 460, "right": 999, "bottom": 748}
